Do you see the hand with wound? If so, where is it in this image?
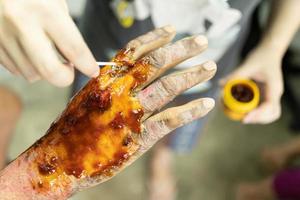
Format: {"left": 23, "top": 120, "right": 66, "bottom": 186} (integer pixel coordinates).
{"left": 0, "top": 26, "right": 217, "bottom": 200}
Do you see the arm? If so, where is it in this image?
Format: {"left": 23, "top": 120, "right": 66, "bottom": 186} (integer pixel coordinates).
{"left": 222, "top": 0, "right": 300, "bottom": 124}
{"left": 0, "top": 26, "right": 217, "bottom": 199}
{"left": 260, "top": 0, "right": 300, "bottom": 57}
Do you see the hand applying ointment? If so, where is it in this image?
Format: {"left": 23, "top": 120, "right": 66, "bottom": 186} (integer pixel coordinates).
{"left": 0, "top": 0, "right": 99, "bottom": 86}
{"left": 0, "top": 26, "right": 217, "bottom": 200}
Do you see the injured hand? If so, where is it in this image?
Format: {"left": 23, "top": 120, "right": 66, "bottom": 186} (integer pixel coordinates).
{"left": 0, "top": 26, "right": 216, "bottom": 200}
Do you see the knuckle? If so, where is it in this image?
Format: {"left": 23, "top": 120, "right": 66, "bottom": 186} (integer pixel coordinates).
{"left": 147, "top": 48, "right": 169, "bottom": 67}
{"left": 140, "top": 121, "right": 167, "bottom": 148}
{"left": 1, "top": 4, "right": 21, "bottom": 24}
{"left": 127, "top": 40, "right": 141, "bottom": 49}
{"left": 39, "top": 64, "right": 59, "bottom": 79}
{"left": 36, "top": 1, "right": 63, "bottom": 18}
{"left": 65, "top": 44, "right": 86, "bottom": 61}
{"left": 160, "top": 77, "right": 178, "bottom": 96}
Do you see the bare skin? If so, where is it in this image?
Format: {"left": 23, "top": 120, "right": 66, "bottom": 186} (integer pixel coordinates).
{"left": 236, "top": 177, "right": 276, "bottom": 200}
{"left": 0, "top": 0, "right": 99, "bottom": 86}
{"left": 0, "top": 87, "right": 21, "bottom": 169}
{"left": 0, "top": 26, "right": 217, "bottom": 199}
{"left": 148, "top": 142, "right": 176, "bottom": 200}
{"left": 261, "top": 137, "right": 300, "bottom": 173}
{"left": 233, "top": 0, "right": 300, "bottom": 198}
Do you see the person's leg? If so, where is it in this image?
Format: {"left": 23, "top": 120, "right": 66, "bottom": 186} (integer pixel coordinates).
{"left": 236, "top": 177, "right": 276, "bottom": 200}
{"left": 261, "top": 136, "right": 300, "bottom": 172}
{"left": 0, "top": 87, "right": 21, "bottom": 169}
{"left": 236, "top": 168, "right": 300, "bottom": 200}
{"left": 148, "top": 140, "right": 176, "bottom": 200}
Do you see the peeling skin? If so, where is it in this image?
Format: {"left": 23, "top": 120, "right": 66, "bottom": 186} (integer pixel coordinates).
{"left": 23, "top": 48, "right": 151, "bottom": 196}
{"left": 138, "top": 62, "right": 216, "bottom": 113}
{"left": 146, "top": 36, "right": 208, "bottom": 70}
{"left": 142, "top": 98, "right": 214, "bottom": 150}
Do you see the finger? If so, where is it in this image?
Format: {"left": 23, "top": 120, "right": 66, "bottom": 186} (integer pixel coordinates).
{"left": 0, "top": 44, "right": 20, "bottom": 75}
{"left": 219, "top": 64, "right": 253, "bottom": 86}
{"left": 18, "top": 27, "right": 75, "bottom": 87}
{"left": 139, "top": 98, "right": 215, "bottom": 149}
{"left": 0, "top": 32, "right": 40, "bottom": 82}
{"left": 243, "top": 102, "right": 281, "bottom": 124}
{"left": 138, "top": 61, "right": 217, "bottom": 114}
{"left": 57, "top": 0, "right": 69, "bottom": 13}
{"left": 45, "top": 11, "right": 99, "bottom": 78}
{"left": 142, "top": 35, "right": 208, "bottom": 83}
{"left": 126, "top": 25, "right": 176, "bottom": 60}
{"left": 243, "top": 79, "right": 282, "bottom": 124}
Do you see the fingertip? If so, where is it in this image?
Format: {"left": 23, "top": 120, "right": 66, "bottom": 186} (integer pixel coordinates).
{"left": 162, "top": 25, "right": 176, "bottom": 34}
{"left": 242, "top": 118, "right": 251, "bottom": 124}
{"left": 202, "top": 61, "right": 217, "bottom": 72}
{"left": 242, "top": 114, "right": 253, "bottom": 124}
{"left": 91, "top": 67, "right": 100, "bottom": 78}
{"left": 242, "top": 110, "right": 259, "bottom": 124}
{"left": 202, "top": 98, "right": 215, "bottom": 110}
{"left": 79, "top": 59, "right": 99, "bottom": 78}
{"left": 194, "top": 35, "right": 208, "bottom": 47}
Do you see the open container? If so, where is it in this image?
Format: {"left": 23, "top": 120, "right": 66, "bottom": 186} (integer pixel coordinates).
{"left": 222, "top": 79, "right": 260, "bottom": 121}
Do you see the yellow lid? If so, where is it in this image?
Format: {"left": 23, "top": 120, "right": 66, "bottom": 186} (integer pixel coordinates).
{"left": 223, "top": 79, "right": 260, "bottom": 115}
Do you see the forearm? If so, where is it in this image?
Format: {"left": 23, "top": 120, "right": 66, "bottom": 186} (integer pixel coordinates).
{"left": 259, "top": 0, "right": 300, "bottom": 57}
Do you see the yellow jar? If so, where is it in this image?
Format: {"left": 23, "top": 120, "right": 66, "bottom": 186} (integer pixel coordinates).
{"left": 222, "top": 79, "right": 260, "bottom": 121}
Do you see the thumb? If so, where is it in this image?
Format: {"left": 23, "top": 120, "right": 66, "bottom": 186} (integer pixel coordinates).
{"left": 219, "top": 64, "right": 253, "bottom": 86}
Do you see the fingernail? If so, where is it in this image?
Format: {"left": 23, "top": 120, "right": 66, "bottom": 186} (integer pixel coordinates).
{"left": 92, "top": 68, "right": 100, "bottom": 78}
{"left": 203, "top": 98, "right": 215, "bottom": 109}
{"left": 194, "top": 35, "right": 208, "bottom": 46}
{"left": 203, "top": 61, "right": 217, "bottom": 71}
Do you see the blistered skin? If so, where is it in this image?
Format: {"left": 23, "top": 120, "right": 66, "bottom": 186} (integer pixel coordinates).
{"left": 26, "top": 49, "right": 150, "bottom": 194}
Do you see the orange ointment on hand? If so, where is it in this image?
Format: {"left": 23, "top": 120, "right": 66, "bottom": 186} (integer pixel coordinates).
{"left": 222, "top": 79, "right": 260, "bottom": 121}
{"left": 26, "top": 49, "right": 151, "bottom": 193}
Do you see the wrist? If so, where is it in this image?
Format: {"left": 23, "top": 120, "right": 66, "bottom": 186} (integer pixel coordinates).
{"left": 258, "top": 36, "right": 287, "bottom": 59}
{"left": 0, "top": 153, "right": 74, "bottom": 200}
{"left": 0, "top": 156, "right": 34, "bottom": 200}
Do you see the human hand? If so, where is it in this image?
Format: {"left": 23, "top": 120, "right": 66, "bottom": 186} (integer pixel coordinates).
{"left": 221, "top": 45, "right": 284, "bottom": 124}
{"left": 0, "top": 0, "right": 98, "bottom": 86}
{"left": 0, "top": 26, "right": 217, "bottom": 199}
